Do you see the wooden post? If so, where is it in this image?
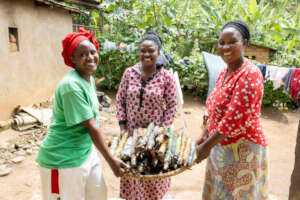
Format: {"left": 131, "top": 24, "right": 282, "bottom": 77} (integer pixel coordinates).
{"left": 99, "top": 9, "right": 103, "bottom": 33}
{"left": 289, "top": 119, "right": 300, "bottom": 200}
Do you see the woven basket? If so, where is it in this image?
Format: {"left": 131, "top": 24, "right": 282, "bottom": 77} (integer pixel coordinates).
{"left": 122, "top": 161, "right": 197, "bottom": 180}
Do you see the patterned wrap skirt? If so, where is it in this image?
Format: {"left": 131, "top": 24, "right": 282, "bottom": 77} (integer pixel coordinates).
{"left": 203, "top": 140, "right": 268, "bottom": 200}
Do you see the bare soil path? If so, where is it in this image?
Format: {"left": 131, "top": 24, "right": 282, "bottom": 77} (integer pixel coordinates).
{"left": 0, "top": 95, "right": 298, "bottom": 200}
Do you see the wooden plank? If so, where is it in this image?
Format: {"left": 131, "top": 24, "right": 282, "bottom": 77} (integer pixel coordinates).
{"left": 60, "top": 0, "right": 100, "bottom": 9}
{"left": 35, "top": 0, "right": 89, "bottom": 14}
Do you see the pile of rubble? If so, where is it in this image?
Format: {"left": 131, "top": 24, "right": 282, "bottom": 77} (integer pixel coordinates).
{"left": 0, "top": 127, "right": 47, "bottom": 176}
{"left": 0, "top": 91, "right": 112, "bottom": 132}
{"left": 0, "top": 91, "right": 112, "bottom": 177}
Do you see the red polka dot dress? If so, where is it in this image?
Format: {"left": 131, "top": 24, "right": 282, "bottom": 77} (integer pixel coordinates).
{"left": 116, "top": 63, "right": 177, "bottom": 200}
{"left": 206, "top": 59, "right": 267, "bottom": 146}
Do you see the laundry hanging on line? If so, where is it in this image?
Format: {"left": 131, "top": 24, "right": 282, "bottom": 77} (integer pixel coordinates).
{"left": 257, "top": 64, "right": 299, "bottom": 99}
{"left": 202, "top": 51, "right": 299, "bottom": 99}
{"left": 265, "top": 65, "right": 290, "bottom": 90}
{"left": 102, "top": 40, "right": 136, "bottom": 52}
{"left": 282, "top": 68, "right": 294, "bottom": 94}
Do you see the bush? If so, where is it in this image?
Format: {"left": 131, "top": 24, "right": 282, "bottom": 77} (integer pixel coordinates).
{"left": 94, "top": 36, "right": 139, "bottom": 90}
{"left": 263, "top": 81, "right": 300, "bottom": 109}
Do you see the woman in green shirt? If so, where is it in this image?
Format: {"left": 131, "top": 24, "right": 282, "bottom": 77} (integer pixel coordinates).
{"left": 36, "top": 28, "right": 128, "bottom": 200}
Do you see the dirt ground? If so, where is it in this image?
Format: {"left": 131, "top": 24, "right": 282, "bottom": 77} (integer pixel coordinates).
{"left": 0, "top": 95, "right": 299, "bottom": 200}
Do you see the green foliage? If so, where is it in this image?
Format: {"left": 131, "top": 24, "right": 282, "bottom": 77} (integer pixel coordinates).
{"left": 263, "top": 81, "right": 300, "bottom": 109}
{"left": 72, "top": 10, "right": 98, "bottom": 26}
{"left": 95, "top": 49, "right": 138, "bottom": 90}
{"left": 167, "top": 39, "right": 208, "bottom": 97}
{"left": 94, "top": 37, "right": 139, "bottom": 90}
{"left": 169, "top": 56, "right": 208, "bottom": 97}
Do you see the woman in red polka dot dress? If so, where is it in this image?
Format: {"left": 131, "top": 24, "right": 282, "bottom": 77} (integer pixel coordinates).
{"left": 196, "top": 21, "right": 268, "bottom": 200}
{"left": 116, "top": 33, "right": 177, "bottom": 200}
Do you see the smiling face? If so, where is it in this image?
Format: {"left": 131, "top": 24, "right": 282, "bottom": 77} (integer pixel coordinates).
{"left": 139, "top": 40, "right": 160, "bottom": 70}
{"left": 218, "top": 27, "right": 247, "bottom": 66}
{"left": 70, "top": 40, "right": 99, "bottom": 77}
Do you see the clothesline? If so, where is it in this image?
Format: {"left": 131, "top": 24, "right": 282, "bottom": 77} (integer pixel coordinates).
{"left": 256, "top": 63, "right": 300, "bottom": 99}
{"left": 202, "top": 51, "right": 300, "bottom": 100}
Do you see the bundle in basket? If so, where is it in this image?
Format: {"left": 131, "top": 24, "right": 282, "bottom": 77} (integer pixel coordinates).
{"left": 110, "top": 123, "right": 197, "bottom": 179}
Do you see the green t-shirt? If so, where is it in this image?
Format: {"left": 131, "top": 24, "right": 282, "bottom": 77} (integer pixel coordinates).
{"left": 36, "top": 70, "right": 100, "bottom": 169}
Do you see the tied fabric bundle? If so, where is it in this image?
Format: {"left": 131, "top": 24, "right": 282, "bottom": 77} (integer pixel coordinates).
{"left": 61, "top": 28, "right": 99, "bottom": 68}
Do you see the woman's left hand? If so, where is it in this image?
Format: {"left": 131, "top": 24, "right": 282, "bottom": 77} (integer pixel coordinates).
{"left": 109, "top": 158, "right": 130, "bottom": 177}
{"left": 196, "top": 143, "right": 211, "bottom": 163}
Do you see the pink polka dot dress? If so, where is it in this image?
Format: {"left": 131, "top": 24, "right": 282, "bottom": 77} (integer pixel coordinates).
{"left": 116, "top": 63, "right": 177, "bottom": 200}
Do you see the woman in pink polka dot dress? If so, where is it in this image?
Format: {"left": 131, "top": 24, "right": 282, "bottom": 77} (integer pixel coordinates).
{"left": 116, "top": 33, "right": 177, "bottom": 200}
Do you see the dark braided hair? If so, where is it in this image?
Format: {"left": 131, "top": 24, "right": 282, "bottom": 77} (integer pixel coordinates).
{"left": 139, "top": 32, "right": 162, "bottom": 50}
{"left": 222, "top": 20, "right": 250, "bottom": 44}
{"left": 145, "top": 31, "right": 163, "bottom": 45}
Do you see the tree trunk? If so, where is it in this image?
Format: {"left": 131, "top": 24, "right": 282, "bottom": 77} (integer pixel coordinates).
{"left": 289, "top": 120, "right": 300, "bottom": 200}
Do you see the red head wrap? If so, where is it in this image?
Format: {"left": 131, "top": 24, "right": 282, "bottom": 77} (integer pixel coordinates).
{"left": 61, "top": 28, "right": 99, "bottom": 68}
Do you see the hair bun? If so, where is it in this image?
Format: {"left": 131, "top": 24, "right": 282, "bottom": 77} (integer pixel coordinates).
{"left": 222, "top": 20, "right": 250, "bottom": 42}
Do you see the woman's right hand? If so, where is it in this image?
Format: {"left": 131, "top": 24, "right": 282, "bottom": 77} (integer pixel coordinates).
{"left": 196, "top": 128, "right": 209, "bottom": 145}
{"left": 81, "top": 118, "right": 129, "bottom": 177}
{"left": 109, "top": 158, "right": 130, "bottom": 177}
{"left": 120, "top": 124, "right": 134, "bottom": 136}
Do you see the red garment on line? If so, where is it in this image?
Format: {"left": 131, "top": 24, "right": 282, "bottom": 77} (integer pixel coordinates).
{"left": 206, "top": 59, "right": 267, "bottom": 146}
{"left": 290, "top": 68, "right": 300, "bottom": 99}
